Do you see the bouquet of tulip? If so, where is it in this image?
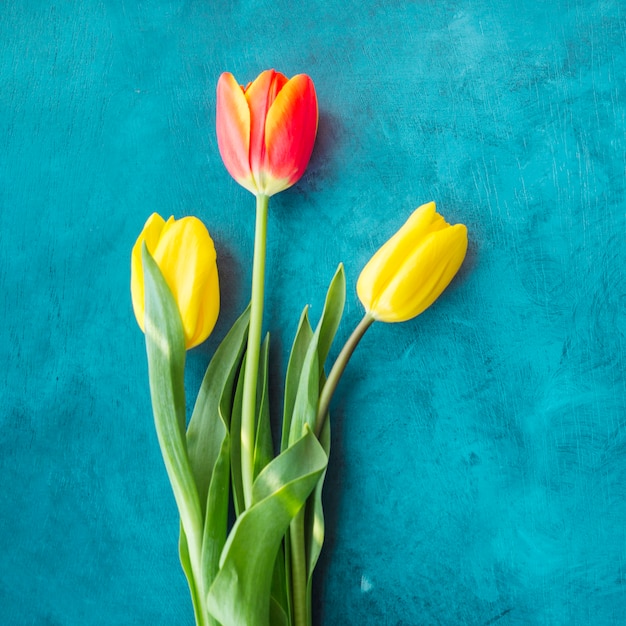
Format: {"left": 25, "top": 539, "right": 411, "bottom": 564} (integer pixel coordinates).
{"left": 131, "top": 69, "right": 467, "bottom": 626}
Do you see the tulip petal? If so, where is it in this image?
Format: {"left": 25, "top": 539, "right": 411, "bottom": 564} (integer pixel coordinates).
{"left": 153, "top": 217, "right": 219, "bottom": 348}
{"left": 216, "top": 73, "right": 256, "bottom": 193}
{"left": 357, "top": 203, "right": 468, "bottom": 323}
{"left": 216, "top": 69, "right": 318, "bottom": 196}
{"left": 190, "top": 261, "right": 220, "bottom": 349}
{"left": 357, "top": 202, "right": 438, "bottom": 311}
{"left": 131, "top": 213, "right": 166, "bottom": 332}
{"left": 263, "top": 74, "right": 318, "bottom": 196}
{"left": 375, "top": 225, "right": 468, "bottom": 322}
{"left": 244, "top": 70, "right": 288, "bottom": 186}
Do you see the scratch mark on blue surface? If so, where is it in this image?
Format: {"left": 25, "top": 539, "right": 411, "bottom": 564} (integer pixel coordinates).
{"left": 483, "top": 608, "right": 513, "bottom": 625}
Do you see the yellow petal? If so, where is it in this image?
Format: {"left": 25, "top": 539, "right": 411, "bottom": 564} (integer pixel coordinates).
{"left": 357, "top": 202, "right": 468, "bottom": 323}
{"left": 188, "top": 260, "right": 220, "bottom": 349}
{"left": 357, "top": 202, "right": 437, "bottom": 310}
{"left": 152, "top": 216, "right": 219, "bottom": 348}
{"left": 375, "top": 224, "right": 467, "bottom": 322}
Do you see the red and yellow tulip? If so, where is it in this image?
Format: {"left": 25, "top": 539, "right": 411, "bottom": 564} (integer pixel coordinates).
{"left": 131, "top": 213, "right": 220, "bottom": 349}
{"left": 357, "top": 202, "right": 467, "bottom": 323}
{"left": 216, "top": 69, "right": 318, "bottom": 197}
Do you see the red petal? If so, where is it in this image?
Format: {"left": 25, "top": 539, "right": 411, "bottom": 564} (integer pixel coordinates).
{"left": 244, "top": 70, "right": 288, "bottom": 178}
{"left": 264, "top": 74, "right": 318, "bottom": 188}
{"left": 216, "top": 72, "right": 253, "bottom": 188}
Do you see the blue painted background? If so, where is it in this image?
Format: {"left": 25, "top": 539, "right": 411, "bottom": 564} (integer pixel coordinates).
{"left": 1, "top": 1, "right": 625, "bottom": 624}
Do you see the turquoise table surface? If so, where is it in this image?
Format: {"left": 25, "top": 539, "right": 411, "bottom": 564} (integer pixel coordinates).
{"left": 1, "top": 1, "right": 625, "bottom": 624}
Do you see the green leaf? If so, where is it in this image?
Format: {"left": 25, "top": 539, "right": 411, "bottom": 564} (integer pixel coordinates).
{"left": 282, "top": 266, "right": 345, "bottom": 624}
{"left": 282, "top": 522, "right": 293, "bottom": 624}
{"left": 186, "top": 305, "right": 250, "bottom": 515}
{"left": 142, "top": 245, "right": 205, "bottom": 614}
{"left": 270, "top": 543, "right": 290, "bottom": 626}
{"left": 230, "top": 354, "right": 246, "bottom": 518}
{"left": 183, "top": 306, "right": 250, "bottom": 613}
{"left": 288, "top": 265, "right": 346, "bottom": 445}
{"left": 142, "top": 243, "right": 187, "bottom": 440}
{"left": 305, "top": 414, "right": 330, "bottom": 582}
{"left": 269, "top": 597, "right": 289, "bottom": 626}
{"left": 179, "top": 524, "right": 206, "bottom": 626}
{"left": 200, "top": 433, "right": 231, "bottom": 625}
{"left": 281, "top": 307, "right": 313, "bottom": 452}
{"left": 288, "top": 346, "right": 319, "bottom": 446}
{"left": 315, "top": 264, "right": 346, "bottom": 375}
{"left": 142, "top": 245, "right": 203, "bottom": 541}
{"left": 254, "top": 333, "right": 274, "bottom": 478}
{"left": 206, "top": 428, "right": 327, "bottom": 626}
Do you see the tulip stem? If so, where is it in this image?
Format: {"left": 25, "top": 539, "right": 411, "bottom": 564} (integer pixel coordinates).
{"left": 314, "top": 313, "right": 375, "bottom": 437}
{"left": 241, "top": 193, "right": 269, "bottom": 509}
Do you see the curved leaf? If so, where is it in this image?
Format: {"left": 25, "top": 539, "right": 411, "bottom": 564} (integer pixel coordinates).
{"left": 206, "top": 428, "right": 327, "bottom": 626}
{"left": 230, "top": 354, "right": 246, "bottom": 517}
{"left": 142, "top": 245, "right": 206, "bottom": 615}
{"left": 254, "top": 333, "right": 274, "bottom": 478}
{"left": 270, "top": 542, "right": 290, "bottom": 626}
{"left": 269, "top": 596, "right": 289, "bottom": 626}
{"left": 288, "top": 265, "right": 346, "bottom": 445}
{"left": 281, "top": 307, "right": 313, "bottom": 452}
{"left": 179, "top": 524, "right": 205, "bottom": 626}
{"left": 186, "top": 305, "right": 250, "bottom": 513}
{"left": 184, "top": 306, "right": 250, "bottom": 609}
{"left": 282, "top": 266, "right": 345, "bottom": 625}
{"left": 305, "top": 415, "right": 330, "bottom": 589}
{"left": 316, "top": 264, "right": 346, "bottom": 374}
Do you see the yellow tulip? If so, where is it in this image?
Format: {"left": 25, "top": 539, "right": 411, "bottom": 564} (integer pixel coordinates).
{"left": 131, "top": 213, "right": 220, "bottom": 349}
{"left": 357, "top": 202, "right": 467, "bottom": 323}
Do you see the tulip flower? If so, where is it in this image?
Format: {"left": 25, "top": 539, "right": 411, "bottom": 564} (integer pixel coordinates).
{"left": 216, "top": 69, "right": 318, "bottom": 197}
{"left": 131, "top": 213, "right": 220, "bottom": 349}
{"left": 216, "top": 69, "right": 318, "bottom": 511}
{"left": 357, "top": 202, "right": 467, "bottom": 322}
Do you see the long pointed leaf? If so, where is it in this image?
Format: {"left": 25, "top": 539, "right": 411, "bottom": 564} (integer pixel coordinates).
{"left": 288, "top": 265, "right": 346, "bottom": 445}
{"left": 142, "top": 245, "right": 205, "bottom": 613}
{"left": 254, "top": 333, "right": 274, "bottom": 478}
{"left": 305, "top": 416, "right": 330, "bottom": 587}
{"left": 179, "top": 524, "right": 205, "bottom": 626}
{"left": 186, "top": 306, "right": 250, "bottom": 514}
{"left": 315, "top": 264, "right": 346, "bottom": 375}
{"left": 206, "top": 428, "right": 327, "bottom": 626}
{"left": 281, "top": 307, "right": 313, "bottom": 452}
{"left": 283, "top": 266, "right": 345, "bottom": 625}
{"left": 201, "top": 432, "right": 231, "bottom": 625}
{"left": 269, "top": 597, "right": 289, "bottom": 626}
{"left": 270, "top": 543, "right": 290, "bottom": 626}
{"left": 230, "top": 354, "right": 246, "bottom": 517}
{"left": 184, "top": 307, "right": 250, "bottom": 613}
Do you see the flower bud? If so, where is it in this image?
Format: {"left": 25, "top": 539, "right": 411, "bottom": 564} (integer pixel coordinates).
{"left": 357, "top": 202, "right": 467, "bottom": 323}
{"left": 131, "top": 213, "right": 220, "bottom": 349}
{"left": 216, "top": 69, "right": 318, "bottom": 197}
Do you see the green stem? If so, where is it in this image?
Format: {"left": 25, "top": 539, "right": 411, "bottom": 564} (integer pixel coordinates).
{"left": 289, "top": 509, "right": 309, "bottom": 626}
{"left": 187, "top": 567, "right": 211, "bottom": 626}
{"left": 288, "top": 314, "right": 375, "bottom": 626}
{"left": 290, "top": 306, "right": 375, "bottom": 626}
{"left": 241, "top": 193, "right": 269, "bottom": 509}
{"left": 314, "top": 313, "right": 374, "bottom": 437}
